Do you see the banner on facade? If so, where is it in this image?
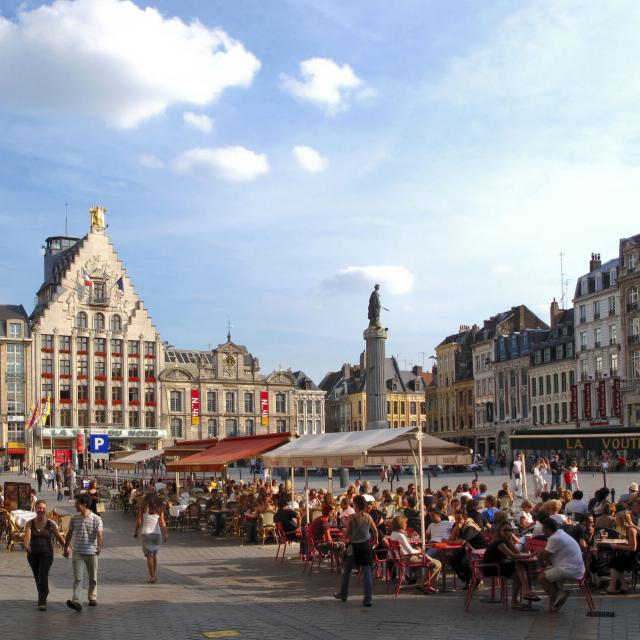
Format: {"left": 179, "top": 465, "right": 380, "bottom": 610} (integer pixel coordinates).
{"left": 191, "top": 389, "right": 200, "bottom": 426}
{"left": 613, "top": 377, "right": 622, "bottom": 418}
{"left": 260, "top": 390, "right": 269, "bottom": 426}
{"left": 570, "top": 384, "right": 578, "bottom": 420}
{"left": 583, "top": 383, "right": 592, "bottom": 419}
{"left": 598, "top": 380, "right": 606, "bottom": 418}
{"left": 75, "top": 433, "right": 85, "bottom": 454}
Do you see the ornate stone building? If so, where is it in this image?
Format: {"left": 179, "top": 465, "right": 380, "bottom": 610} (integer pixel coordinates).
{"left": 0, "top": 305, "right": 33, "bottom": 467}
{"left": 618, "top": 235, "right": 640, "bottom": 427}
{"left": 30, "top": 208, "right": 164, "bottom": 460}
{"left": 159, "top": 338, "right": 324, "bottom": 441}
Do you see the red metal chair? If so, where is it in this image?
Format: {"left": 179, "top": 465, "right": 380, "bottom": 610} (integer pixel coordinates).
{"left": 274, "top": 522, "right": 298, "bottom": 563}
{"left": 302, "top": 526, "right": 336, "bottom": 575}
{"left": 464, "top": 546, "right": 509, "bottom": 612}
{"left": 387, "top": 539, "right": 435, "bottom": 597}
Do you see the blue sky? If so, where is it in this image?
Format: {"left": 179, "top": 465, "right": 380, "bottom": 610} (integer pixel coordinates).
{"left": 1, "top": 0, "right": 640, "bottom": 382}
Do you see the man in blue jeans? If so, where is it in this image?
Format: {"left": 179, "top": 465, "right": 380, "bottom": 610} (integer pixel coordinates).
{"left": 550, "top": 454, "right": 563, "bottom": 492}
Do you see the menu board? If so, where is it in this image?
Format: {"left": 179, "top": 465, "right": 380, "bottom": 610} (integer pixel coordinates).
{"left": 3, "top": 482, "right": 32, "bottom": 511}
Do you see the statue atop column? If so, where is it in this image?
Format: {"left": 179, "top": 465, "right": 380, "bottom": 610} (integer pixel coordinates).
{"left": 368, "top": 284, "right": 381, "bottom": 327}
{"left": 90, "top": 206, "right": 106, "bottom": 231}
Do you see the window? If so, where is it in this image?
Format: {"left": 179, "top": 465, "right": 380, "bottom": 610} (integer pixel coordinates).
{"left": 59, "top": 409, "right": 71, "bottom": 427}
{"left": 306, "top": 399, "right": 312, "bottom": 413}
{"left": 566, "top": 342, "right": 574, "bottom": 357}
{"left": 112, "top": 410, "right": 123, "bottom": 425}
{"left": 144, "top": 363, "right": 155, "bottom": 379}
{"left": 226, "top": 419, "right": 238, "bottom": 437}
{"left": 553, "top": 374, "right": 559, "bottom": 394}
{"left": 245, "top": 419, "right": 254, "bottom": 436}
{"left": 226, "top": 392, "right": 236, "bottom": 413}
{"left": 145, "top": 411, "right": 155, "bottom": 428}
{"left": 629, "top": 287, "right": 639, "bottom": 308}
{"left": 112, "top": 361, "right": 122, "bottom": 379}
{"left": 207, "top": 391, "right": 217, "bottom": 412}
{"left": 128, "top": 340, "right": 140, "bottom": 355}
{"left": 95, "top": 360, "right": 106, "bottom": 376}
{"left": 77, "top": 410, "right": 88, "bottom": 426}
{"left": 608, "top": 296, "right": 616, "bottom": 315}
{"left": 59, "top": 335, "right": 71, "bottom": 351}
{"left": 41, "top": 357, "right": 53, "bottom": 374}
{"left": 170, "top": 390, "right": 182, "bottom": 412}
{"left": 244, "top": 392, "right": 254, "bottom": 413}
{"left": 579, "top": 304, "right": 586, "bottom": 323}
{"left": 547, "top": 404, "right": 552, "bottom": 424}
{"left": 77, "top": 336, "right": 89, "bottom": 352}
{"left": 595, "top": 274, "right": 602, "bottom": 291}
{"left": 546, "top": 375, "right": 551, "bottom": 395}
{"left": 145, "top": 387, "right": 155, "bottom": 403}
{"left": 41, "top": 334, "right": 53, "bottom": 350}
{"left": 393, "top": 401, "right": 398, "bottom": 414}
{"left": 611, "top": 353, "right": 618, "bottom": 377}
{"left": 580, "top": 332, "right": 587, "bottom": 351}
{"left": 111, "top": 338, "right": 123, "bottom": 353}
{"left": 538, "top": 376, "right": 544, "bottom": 395}
{"left": 410, "top": 401, "right": 417, "bottom": 414}
{"left": 561, "top": 372, "right": 567, "bottom": 392}
{"left": 297, "top": 419, "right": 304, "bottom": 434}
{"left": 144, "top": 341, "right": 155, "bottom": 356}
{"left": 593, "top": 300, "right": 600, "bottom": 319}
{"left": 570, "top": 370, "right": 575, "bottom": 386}
{"left": 171, "top": 418, "right": 183, "bottom": 437}
{"left": 8, "top": 322, "right": 22, "bottom": 338}
{"left": 315, "top": 420, "right": 322, "bottom": 434}
{"left": 129, "top": 411, "right": 140, "bottom": 428}
{"left": 60, "top": 383, "right": 71, "bottom": 402}
{"left": 401, "top": 401, "right": 406, "bottom": 414}
{"left": 297, "top": 400, "right": 304, "bottom": 414}
{"left": 594, "top": 328, "right": 602, "bottom": 348}
{"left": 610, "top": 325, "right": 617, "bottom": 345}
{"left": 77, "top": 359, "right": 88, "bottom": 377}
{"left": 111, "top": 314, "right": 122, "bottom": 332}
{"left": 632, "top": 352, "right": 640, "bottom": 380}
{"left": 76, "top": 312, "right": 88, "bottom": 329}
{"left": 554, "top": 403, "right": 560, "bottom": 423}
{"left": 77, "top": 385, "right": 88, "bottom": 401}
{"left": 532, "top": 378, "right": 537, "bottom": 397}
{"left": 562, "top": 402, "right": 568, "bottom": 422}
{"left": 307, "top": 419, "right": 313, "bottom": 434}
{"left": 276, "top": 419, "right": 287, "bottom": 433}
{"left": 630, "top": 253, "right": 638, "bottom": 271}
{"left": 595, "top": 356, "right": 603, "bottom": 378}
{"left": 128, "top": 361, "right": 139, "bottom": 379}
{"left": 581, "top": 359, "right": 588, "bottom": 381}
{"left": 93, "top": 313, "right": 105, "bottom": 330}
{"left": 555, "top": 345, "right": 564, "bottom": 360}
{"left": 275, "top": 393, "right": 286, "bottom": 413}
{"left": 207, "top": 418, "right": 217, "bottom": 438}
{"left": 93, "top": 281, "right": 106, "bottom": 303}
{"left": 41, "top": 382, "right": 53, "bottom": 402}
{"left": 532, "top": 406, "right": 538, "bottom": 425}
{"left": 95, "top": 337, "right": 106, "bottom": 353}
{"left": 128, "top": 387, "right": 139, "bottom": 402}
{"left": 95, "top": 410, "right": 106, "bottom": 425}
{"left": 112, "top": 386, "right": 122, "bottom": 402}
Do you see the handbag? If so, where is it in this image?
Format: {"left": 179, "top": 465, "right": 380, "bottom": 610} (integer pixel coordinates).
{"left": 96, "top": 502, "right": 106, "bottom": 514}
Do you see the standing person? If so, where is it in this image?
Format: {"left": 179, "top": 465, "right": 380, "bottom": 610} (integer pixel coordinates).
{"left": 55, "top": 466, "right": 65, "bottom": 501}
{"left": 23, "top": 499, "right": 66, "bottom": 610}
{"left": 487, "top": 451, "right": 496, "bottom": 476}
{"left": 570, "top": 461, "right": 580, "bottom": 490}
{"left": 63, "top": 493, "right": 104, "bottom": 611}
{"left": 511, "top": 454, "right": 523, "bottom": 498}
{"left": 86, "top": 480, "right": 100, "bottom": 515}
{"left": 334, "top": 495, "right": 378, "bottom": 606}
{"left": 134, "top": 493, "right": 168, "bottom": 583}
{"left": 532, "top": 459, "right": 544, "bottom": 497}
{"left": 549, "top": 454, "right": 563, "bottom": 493}
{"left": 35, "top": 465, "right": 45, "bottom": 492}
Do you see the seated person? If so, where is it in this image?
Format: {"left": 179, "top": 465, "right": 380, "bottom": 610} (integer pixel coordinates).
{"left": 603, "top": 511, "right": 638, "bottom": 594}
{"left": 482, "top": 521, "right": 540, "bottom": 607}
{"left": 274, "top": 497, "right": 301, "bottom": 541}
{"left": 339, "top": 497, "right": 355, "bottom": 528}
{"left": 390, "top": 516, "right": 441, "bottom": 593}
{"left": 310, "top": 505, "right": 345, "bottom": 555}
{"left": 562, "top": 514, "right": 596, "bottom": 550}
{"left": 564, "top": 490, "right": 589, "bottom": 518}
{"left": 482, "top": 495, "right": 501, "bottom": 524}
{"left": 425, "top": 511, "right": 453, "bottom": 560}
{"left": 594, "top": 503, "right": 616, "bottom": 531}
{"left": 449, "top": 512, "right": 486, "bottom": 585}
{"left": 517, "top": 500, "right": 535, "bottom": 534}
{"left": 403, "top": 496, "right": 423, "bottom": 532}
{"left": 538, "top": 518, "right": 585, "bottom": 610}
{"left": 531, "top": 500, "right": 568, "bottom": 536}
{"left": 205, "top": 491, "right": 226, "bottom": 536}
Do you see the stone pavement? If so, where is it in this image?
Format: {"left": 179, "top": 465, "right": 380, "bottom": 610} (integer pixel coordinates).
{"left": 1, "top": 475, "right": 639, "bottom": 640}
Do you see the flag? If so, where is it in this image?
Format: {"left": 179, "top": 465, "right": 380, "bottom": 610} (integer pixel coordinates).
{"left": 83, "top": 270, "right": 93, "bottom": 286}
{"left": 26, "top": 401, "right": 40, "bottom": 430}
{"left": 116, "top": 275, "right": 125, "bottom": 292}
{"left": 41, "top": 396, "right": 51, "bottom": 426}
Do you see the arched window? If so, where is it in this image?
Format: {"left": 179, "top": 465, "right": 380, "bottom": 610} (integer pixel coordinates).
{"left": 111, "top": 314, "right": 122, "bottom": 332}
{"left": 76, "top": 312, "right": 88, "bottom": 329}
{"left": 93, "top": 313, "right": 105, "bottom": 330}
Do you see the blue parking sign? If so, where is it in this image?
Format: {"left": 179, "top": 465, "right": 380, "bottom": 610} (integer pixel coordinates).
{"left": 90, "top": 434, "right": 109, "bottom": 454}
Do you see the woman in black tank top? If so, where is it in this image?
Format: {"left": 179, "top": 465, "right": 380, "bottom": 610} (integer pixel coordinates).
{"left": 23, "top": 499, "right": 66, "bottom": 610}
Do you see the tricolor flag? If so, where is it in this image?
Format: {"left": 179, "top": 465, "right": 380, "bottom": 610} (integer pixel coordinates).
{"left": 116, "top": 275, "right": 125, "bottom": 292}
{"left": 83, "top": 270, "right": 93, "bottom": 286}
{"left": 26, "top": 402, "right": 40, "bottom": 430}
{"left": 41, "top": 396, "right": 51, "bottom": 426}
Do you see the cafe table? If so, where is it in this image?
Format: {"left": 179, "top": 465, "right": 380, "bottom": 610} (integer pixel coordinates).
{"left": 425, "top": 542, "right": 465, "bottom": 591}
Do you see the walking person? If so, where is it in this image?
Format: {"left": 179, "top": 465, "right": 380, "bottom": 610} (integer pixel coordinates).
{"left": 333, "top": 495, "right": 378, "bottom": 607}
{"left": 23, "top": 499, "right": 66, "bottom": 610}
{"left": 134, "top": 493, "right": 168, "bottom": 583}
{"left": 35, "top": 465, "right": 45, "bottom": 492}
{"left": 63, "top": 493, "right": 104, "bottom": 611}
{"left": 511, "top": 453, "right": 523, "bottom": 499}
{"left": 55, "top": 467, "right": 64, "bottom": 501}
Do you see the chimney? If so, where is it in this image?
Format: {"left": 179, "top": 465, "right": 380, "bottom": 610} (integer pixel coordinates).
{"left": 589, "top": 252, "right": 602, "bottom": 272}
{"left": 550, "top": 298, "right": 560, "bottom": 327}
{"left": 412, "top": 365, "right": 423, "bottom": 376}
{"left": 342, "top": 363, "right": 351, "bottom": 380}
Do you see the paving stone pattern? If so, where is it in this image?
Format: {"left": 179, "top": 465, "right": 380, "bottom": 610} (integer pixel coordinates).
{"left": 1, "top": 472, "right": 638, "bottom": 639}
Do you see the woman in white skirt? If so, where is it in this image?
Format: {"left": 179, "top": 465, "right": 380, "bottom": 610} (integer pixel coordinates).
{"left": 134, "top": 493, "right": 168, "bottom": 583}
{"left": 532, "top": 460, "right": 544, "bottom": 497}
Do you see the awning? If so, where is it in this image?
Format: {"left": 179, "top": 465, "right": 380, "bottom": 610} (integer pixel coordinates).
{"left": 111, "top": 448, "right": 164, "bottom": 469}
{"left": 166, "top": 433, "right": 292, "bottom": 472}
{"left": 510, "top": 427, "right": 640, "bottom": 452}
{"left": 262, "top": 428, "right": 471, "bottom": 469}
{"left": 163, "top": 438, "right": 217, "bottom": 457}
{"left": 6, "top": 447, "right": 26, "bottom": 455}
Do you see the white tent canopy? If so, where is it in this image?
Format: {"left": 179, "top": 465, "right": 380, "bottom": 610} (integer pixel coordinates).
{"left": 111, "top": 448, "right": 164, "bottom": 469}
{"left": 262, "top": 428, "right": 470, "bottom": 469}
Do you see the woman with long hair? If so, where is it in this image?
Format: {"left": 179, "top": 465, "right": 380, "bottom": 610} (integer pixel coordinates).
{"left": 134, "top": 493, "right": 168, "bottom": 583}
{"left": 23, "top": 499, "right": 66, "bottom": 610}
{"left": 603, "top": 511, "right": 638, "bottom": 594}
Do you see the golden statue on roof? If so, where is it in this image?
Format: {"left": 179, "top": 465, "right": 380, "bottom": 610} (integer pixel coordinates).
{"left": 90, "top": 206, "right": 106, "bottom": 230}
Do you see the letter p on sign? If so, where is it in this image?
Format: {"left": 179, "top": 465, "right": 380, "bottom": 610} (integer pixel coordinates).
{"left": 90, "top": 434, "right": 109, "bottom": 454}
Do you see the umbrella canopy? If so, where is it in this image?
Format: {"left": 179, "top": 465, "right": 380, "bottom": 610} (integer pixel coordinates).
{"left": 111, "top": 448, "right": 164, "bottom": 469}
{"left": 166, "top": 433, "right": 292, "bottom": 473}
{"left": 262, "top": 428, "right": 471, "bottom": 468}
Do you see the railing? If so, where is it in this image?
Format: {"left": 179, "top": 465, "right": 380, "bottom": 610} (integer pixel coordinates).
{"left": 628, "top": 334, "right": 640, "bottom": 346}
{"left": 595, "top": 341, "right": 601, "bottom": 348}
{"left": 609, "top": 308, "right": 616, "bottom": 316}
{"left": 594, "top": 312, "right": 600, "bottom": 320}
{"left": 628, "top": 302, "right": 639, "bottom": 312}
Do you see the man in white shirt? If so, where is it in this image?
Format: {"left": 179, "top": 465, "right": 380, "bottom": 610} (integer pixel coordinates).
{"left": 538, "top": 518, "right": 585, "bottom": 611}
{"left": 425, "top": 512, "right": 453, "bottom": 560}
{"left": 511, "top": 454, "right": 523, "bottom": 498}
{"left": 564, "top": 490, "right": 589, "bottom": 516}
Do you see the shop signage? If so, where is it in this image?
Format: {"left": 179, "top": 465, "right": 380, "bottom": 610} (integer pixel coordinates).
{"left": 40, "top": 428, "right": 167, "bottom": 439}
{"left": 260, "top": 391, "right": 269, "bottom": 426}
{"left": 613, "top": 378, "right": 622, "bottom": 418}
{"left": 583, "top": 383, "right": 592, "bottom": 419}
{"left": 598, "top": 380, "right": 606, "bottom": 418}
{"left": 570, "top": 385, "right": 577, "bottom": 420}
{"left": 191, "top": 389, "right": 200, "bottom": 426}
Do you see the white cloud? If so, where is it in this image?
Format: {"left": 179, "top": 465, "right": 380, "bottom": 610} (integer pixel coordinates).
{"left": 492, "top": 264, "right": 513, "bottom": 275}
{"left": 138, "top": 154, "right": 164, "bottom": 169}
{"left": 183, "top": 112, "right": 213, "bottom": 134}
{"left": 280, "top": 57, "right": 369, "bottom": 114}
{"left": 173, "top": 146, "right": 269, "bottom": 182}
{"left": 322, "top": 265, "right": 415, "bottom": 295}
{"left": 0, "top": 0, "right": 260, "bottom": 128}
{"left": 292, "top": 145, "right": 328, "bottom": 173}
